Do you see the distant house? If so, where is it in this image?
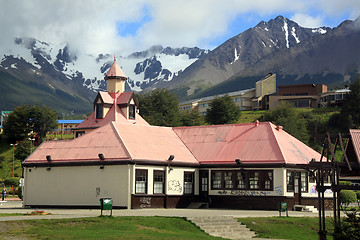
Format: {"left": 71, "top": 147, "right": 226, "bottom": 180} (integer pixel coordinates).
{"left": 179, "top": 73, "right": 276, "bottom": 115}
{"left": 56, "top": 120, "right": 84, "bottom": 132}
{"left": 23, "top": 60, "right": 331, "bottom": 210}
{"left": 269, "top": 83, "right": 327, "bottom": 109}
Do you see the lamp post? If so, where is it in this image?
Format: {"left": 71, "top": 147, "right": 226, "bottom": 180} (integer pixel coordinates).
{"left": 10, "top": 143, "right": 17, "bottom": 196}
{"left": 10, "top": 143, "right": 17, "bottom": 178}
{"left": 29, "top": 138, "right": 35, "bottom": 153}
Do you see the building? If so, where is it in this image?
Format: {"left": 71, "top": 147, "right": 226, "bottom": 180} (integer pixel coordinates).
{"left": 56, "top": 120, "right": 84, "bottom": 133}
{"left": 0, "top": 111, "right": 12, "bottom": 133}
{"left": 269, "top": 83, "right": 327, "bottom": 109}
{"left": 319, "top": 88, "right": 350, "bottom": 108}
{"left": 179, "top": 73, "right": 276, "bottom": 115}
{"left": 23, "top": 61, "right": 331, "bottom": 210}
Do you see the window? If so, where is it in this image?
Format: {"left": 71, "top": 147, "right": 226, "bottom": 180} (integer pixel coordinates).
{"left": 184, "top": 172, "right": 194, "bottom": 195}
{"left": 236, "top": 172, "right": 246, "bottom": 189}
{"left": 301, "top": 172, "right": 308, "bottom": 192}
{"left": 287, "top": 171, "right": 308, "bottom": 193}
{"left": 135, "top": 169, "right": 147, "bottom": 194}
{"left": 249, "top": 172, "right": 259, "bottom": 189}
{"left": 129, "top": 105, "right": 135, "bottom": 119}
{"left": 75, "top": 131, "right": 85, "bottom": 138}
{"left": 95, "top": 103, "right": 103, "bottom": 119}
{"left": 224, "top": 172, "right": 234, "bottom": 189}
{"left": 287, "top": 171, "right": 294, "bottom": 191}
{"left": 153, "top": 170, "right": 165, "bottom": 194}
{"left": 211, "top": 170, "right": 273, "bottom": 191}
{"left": 212, "top": 171, "right": 222, "bottom": 189}
{"left": 262, "top": 171, "right": 273, "bottom": 190}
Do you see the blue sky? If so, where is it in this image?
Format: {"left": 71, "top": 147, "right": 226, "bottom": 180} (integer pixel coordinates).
{"left": 1, "top": 0, "right": 359, "bottom": 55}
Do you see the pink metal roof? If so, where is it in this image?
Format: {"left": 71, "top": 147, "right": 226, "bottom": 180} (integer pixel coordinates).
{"left": 25, "top": 124, "right": 131, "bottom": 164}
{"left": 117, "top": 92, "right": 135, "bottom": 105}
{"left": 173, "top": 122, "right": 321, "bottom": 165}
{"left": 98, "top": 91, "right": 114, "bottom": 104}
{"left": 105, "top": 58, "right": 127, "bottom": 79}
{"left": 25, "top": 122, "right": 198, "bottom": 165}
{"left": 112, "top": 122, "right": 198, "bottom": 164}
{"left": 349, "top": 129, "right": 360, "bottom": 163}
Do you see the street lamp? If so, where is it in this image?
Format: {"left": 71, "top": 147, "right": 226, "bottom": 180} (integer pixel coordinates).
{"left": 29, "top": 138, "right": 35, "bottom": 153}
{"left": 10, "top": 143, "right": 17, "bottom": 177}
{"left": 10, "top": 143, "right": 17, "bottom": 196}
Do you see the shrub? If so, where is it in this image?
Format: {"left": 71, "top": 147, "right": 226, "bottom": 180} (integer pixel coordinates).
{"left": 4, "top": 177, "right": 20, "bottom": 187}
{"left": 17, "top": 186, "right": 22, "bottom": 199}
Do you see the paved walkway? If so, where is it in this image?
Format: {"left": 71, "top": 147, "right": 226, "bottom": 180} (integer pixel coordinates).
{"left": 0, "top": 200, "right": 337, "bottom": 222}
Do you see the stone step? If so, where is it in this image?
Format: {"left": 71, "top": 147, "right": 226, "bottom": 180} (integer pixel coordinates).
{"left": 188, "top": 216, "right": 257, "bottom": 239}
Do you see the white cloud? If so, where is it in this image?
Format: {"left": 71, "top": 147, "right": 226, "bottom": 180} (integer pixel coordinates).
{"left": 291, "top": 14, "right": 325, "bottom": 28}
{"left": 0, "top": 0, "right": 359, "bottom": 56}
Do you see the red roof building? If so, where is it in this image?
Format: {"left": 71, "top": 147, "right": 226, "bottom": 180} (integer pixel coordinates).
{"left": 22, "top": 59, "right": 329, "bottom": 210}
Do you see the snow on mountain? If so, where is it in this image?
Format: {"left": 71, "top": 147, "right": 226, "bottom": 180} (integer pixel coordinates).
{"left": 0, "top": 38, "right": 208, "bottom": 93}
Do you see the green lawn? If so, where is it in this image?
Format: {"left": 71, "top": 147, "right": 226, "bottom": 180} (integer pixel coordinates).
{"left": 4, "top": 216, "right": 222, "bottom": 240}
{"left": 239, "top": 217, "right": 334, "bottom": 240}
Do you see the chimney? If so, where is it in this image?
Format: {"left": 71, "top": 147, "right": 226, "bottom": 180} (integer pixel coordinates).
{"left": 275, "top": 125, "right": 283, "bottom": 131}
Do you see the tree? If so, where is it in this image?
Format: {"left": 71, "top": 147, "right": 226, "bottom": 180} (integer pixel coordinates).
{"left": 260, "top": 103, "right": 309, "bottom": 144}
{"left": 180, "top": 108, "right": 205, "bottom": 126}
{"left": 3, "top": 104, "right": 58, "bottom": 143}
{"left": 137, "top": 89, "right": 181, "bottom": 127}
{"left": 205, "top": 95, "right": 241, "bottom": 125}
{"left": 341, "top": 76, "right": 360, "bottom": 128}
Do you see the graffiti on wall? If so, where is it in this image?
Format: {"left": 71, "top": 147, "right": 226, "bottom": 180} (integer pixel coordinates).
{"left": 218, "top": 190, "right": 270, "bottom": 196}
{"left": 309, "top": 185, "right": 332, "bottom": 195}
{"left": 274, "top": 186, "right": 283, "bottom": 195}
{"left": 96, "top": 187, "right": 100, "bottom": 197}
{"left": 140, "top": 197, "right": 151, "bottom": 208}
{"left": 168, "top": 180, "right": 182, "bottom": 193}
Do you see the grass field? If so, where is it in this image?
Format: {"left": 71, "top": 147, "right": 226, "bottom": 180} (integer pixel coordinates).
{"left": 2, "top": 216, "right": 222, "bottom": 240}
{"left": 239, "top": 217, "right": 334, "bottom": 240}
{"left": 0, "top": 216, "right": 337, "bottom": 240}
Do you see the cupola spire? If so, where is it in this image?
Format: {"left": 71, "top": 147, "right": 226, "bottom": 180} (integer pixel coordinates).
{"left": 105, "top": 55, "right": 127, "bottom": 93}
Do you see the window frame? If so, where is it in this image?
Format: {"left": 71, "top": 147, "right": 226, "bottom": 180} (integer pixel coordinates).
{"left": 95, "top": 103, "right": 104, "bottom": 119}
{"left": 184, "top": 171, "right": 195, "bottom": 195}
{"left": 153, "top": 170, "right": 165, "bottom": 195}
{"left": 129, "top": 105, "right": 136, "bottom": 119}
{"left": 287, "top": 170, "right": 308, "bottom": 193}
{"left": 135, "top": 169, "right": 148, "bottom": 194}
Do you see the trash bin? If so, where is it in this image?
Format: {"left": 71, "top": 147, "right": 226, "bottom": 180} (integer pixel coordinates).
{"left": 279, "top": 202, "right": 288, "bottom": 217}
{"left": 100, "top": 198, "right": 112, "bottom": 216}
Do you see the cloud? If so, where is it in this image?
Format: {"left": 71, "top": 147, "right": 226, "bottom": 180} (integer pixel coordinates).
{"left": 0, "top": 0, "right": 359, "bottom": 56}
{"left": 291, "top": 14, "right": 325, "bottom": 28}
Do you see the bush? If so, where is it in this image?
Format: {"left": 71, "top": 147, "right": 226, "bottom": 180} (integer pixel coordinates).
{"left": 17, "top": 186, "right": 22, "bottom": 199}
{"left": 4, "top": 177, "right": 20, "bottom": 187}
{"left": 356, "top": 191, "right": 360, "bottom": 201}
{"left": 339, "top": 181, "right": 352, "bottom": 186}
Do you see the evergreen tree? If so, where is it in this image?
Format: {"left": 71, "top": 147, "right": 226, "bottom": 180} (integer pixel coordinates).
{"left": 205, "top": 94, "right": 241, "bottom": 125}
{"left": 341, "top": 76, "right": 360, "bottom": 128}
{"left": 261, "top": 103, "right": 309, "bottom": 144}
{"left": 137, "top": 89, "right": 181, "bottom": 127}
{"left": 3, "top": 104, "right": 58, "bottom": 143}
{"left": 180, "top": 108, "right": 205, "bottom": 126}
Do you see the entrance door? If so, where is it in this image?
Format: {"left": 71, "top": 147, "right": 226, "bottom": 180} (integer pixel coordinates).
{"left": 294, "top": 172, "right": 302, "bottom": 205}
{"left": 199, "top": 170, "right": 209, "bottom": 202}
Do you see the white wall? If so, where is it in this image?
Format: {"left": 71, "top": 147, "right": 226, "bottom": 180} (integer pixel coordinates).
{"left": 23, "top": 165, "right": 130, "bottom": 207}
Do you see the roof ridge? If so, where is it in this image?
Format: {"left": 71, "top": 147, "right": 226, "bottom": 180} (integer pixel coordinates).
{"left": 172, "top": 127, "right": 200, "bottom": 163}
{"left": 267, "top": 122, "right": 287, "bottom": 163}
{"left": 110, "top": 122, "right": 132, "bottom": 160}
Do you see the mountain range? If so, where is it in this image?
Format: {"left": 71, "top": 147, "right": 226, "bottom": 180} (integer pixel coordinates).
{"left": 0, "top": 15, "right": 359, "bottom": 113}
